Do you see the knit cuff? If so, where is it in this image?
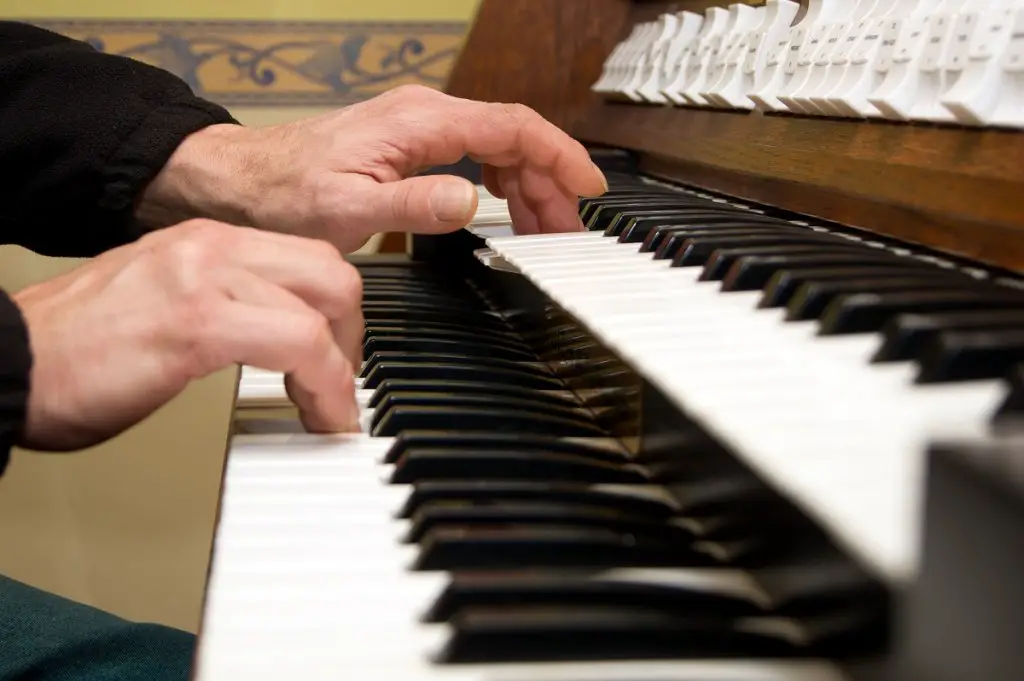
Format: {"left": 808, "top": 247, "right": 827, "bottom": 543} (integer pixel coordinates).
{"left": 0, "top": 290, "right": 32, "bottom": 475}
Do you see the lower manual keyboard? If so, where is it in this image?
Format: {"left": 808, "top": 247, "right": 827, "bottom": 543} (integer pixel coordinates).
{"left": 194, "top": 432, "right": 851, "bottom": 681}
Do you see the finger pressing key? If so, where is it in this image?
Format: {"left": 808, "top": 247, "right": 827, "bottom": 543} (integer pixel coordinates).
{"left": 216, "top": 301, "right": 360, "bottom": 432}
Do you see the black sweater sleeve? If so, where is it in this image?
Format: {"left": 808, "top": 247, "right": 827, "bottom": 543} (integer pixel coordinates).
{"left": 0, "top": 21, "right": 239, "bottom": 258}
{"left": 0, "top": 21, "right": 239, "bottom": 473}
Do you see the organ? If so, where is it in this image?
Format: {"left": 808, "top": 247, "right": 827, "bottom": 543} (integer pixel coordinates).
{"left": 195, "top": 1, "right": 1024, "bottom": 680}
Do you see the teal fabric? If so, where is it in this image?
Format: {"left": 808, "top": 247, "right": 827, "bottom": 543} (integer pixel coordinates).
{"left": 0, "top": 574, "right": 195, "bottom": 680}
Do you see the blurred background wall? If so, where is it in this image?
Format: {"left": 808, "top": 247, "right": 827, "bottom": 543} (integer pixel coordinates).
{"left": 0, "top": 0, "right": 480, "bottom": 633}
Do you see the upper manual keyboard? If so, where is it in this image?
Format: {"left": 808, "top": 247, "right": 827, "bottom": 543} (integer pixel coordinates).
{"left": 484, "top": 171, "right": 1024, "bottom": 583}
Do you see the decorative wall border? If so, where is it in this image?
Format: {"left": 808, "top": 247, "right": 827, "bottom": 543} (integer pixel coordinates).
{"left": 30, "top": 19, "right": 469, "bottom": 107}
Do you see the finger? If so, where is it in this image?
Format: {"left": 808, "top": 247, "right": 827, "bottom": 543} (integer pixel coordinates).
{"left": 497, "top": 171, "right": 540, "bottom": 236}
{"left": 358, "top": 174, "right": 480, "bottom": 234}
{"left": 507, "top": 165, "right": 584, "bottom": 234}
{"left": 220, "top": 268, "right": 363, "bottom": 369}
{"left": 332, "top": 303, "right": 364, "bottom": 378}
{"left": 481, "top": 165, "right": 506, "bottom": 199}
{"left": 418, "top": 95, "right": 608, "bottom": 198}
{"left": 171, "top": 222, "right": 364, "bottom": 360}
{"left": 193, "top": 299, "right": 359, "bottom": 432}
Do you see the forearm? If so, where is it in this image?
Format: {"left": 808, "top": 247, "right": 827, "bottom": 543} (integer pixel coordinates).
{"left": 0, "top": 21, "right": 239, "bottom": 257}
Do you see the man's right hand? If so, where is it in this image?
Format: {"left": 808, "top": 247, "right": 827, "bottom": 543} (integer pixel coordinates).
{"left": 12, "top": 219, "right": 363, "bottom": 451}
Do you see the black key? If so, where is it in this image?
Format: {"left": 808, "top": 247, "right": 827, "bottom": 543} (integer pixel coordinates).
{"left": 820, "top": 290, "right": 1024, "bottom": 335}
{"left": 363, "top": 337, "right": 537, "bottom": 362}
{"left": 398, "top": 481, "right": 677, "bottom": 519}
{"left": 405, "top": 501, "right": 694, "bottom": 544}
{"left": 672, "top": 233, "right": 858, "bottom": 268}
{"left": 579, "top": 194, "right": 686, "bottom": 222}
{"left": 424, "top": 568, "right": 765, "bottom": 623}
{"left": 362, "top": 362, "right": 566, "bottom": 390}
{"left": 369, "top": 379, "right": 581, "bottom": 411}
{"left": 361, "top": 307, "right": 510, "bottom": 331}
{"left": 786, "top": 277, "right": 976, "bottom": 322}
{"left": 760, "top": 266, "right": 953, "bottom": 308}
{"left": 412, "top": 525, "right": 717, "bottom": 571}
{"left": 360, "top": 282, "right": 472, "bottom": 295}
{"left": 370, "top": 393, "right": 596, "bottom": 433}
{"left": 365, "top": 325, "right": 530, "bottom": 350}
{"left": 993, "top": 365, "right": 1024, "bottom": 424}
{"left": 355, "top": 268, "right": 438, "bottom": 281}
{"left": 874, "top": 310, "right": 1024, "bottom": 363}
{"left": 586, "top": 201, "right": 700, "bottom": 232}
{"left": 642, "top": 221, "right": 813, "bottom": 254}
{"left": 435, "top": 605, "right": 797, "bottom": 663}
{"left": 671, "top": 476, "right": 776, "bottom": 516}
{"left": 654, "top": 227, "right": 823, "bottom": 261}
{"left": 701, "top": 244, "right": 885, "bottom": 282}
{"left": 359, "top": 299, "right": 494, "bottom": 316}
{"left": 365, "top": 321, "right": 525, "bottom": 346}
{"left": 718, "top": 253, "right": 927, "bottom": 291}
{"left": 389, "top": 449, "right": 641, "bottom": 484}
{"left": 601, "top": 207, "right": 744, "bottom": 237}
{"left": 612, "top": 210, "right": 766, "bottom": 241}
{"left": 374, "top": 406, "right": 607, "bottom": 438}
{"left": 360, "top": 292, "right": 481, "bottom": 308}
{"left": 382, "top": 431, "right": 628, "bottom": 465}
{"left": 916, "top": 329, "right": 1024, "bottom": 383}
{"left": 360, "top": 282, "right": 462, "bottom": 295}
{"left": 360, "top": 353, "right": 554, "bottom": 381}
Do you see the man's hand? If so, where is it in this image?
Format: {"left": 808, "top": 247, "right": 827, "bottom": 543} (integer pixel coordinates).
{"left": 13, "top": 220, "right": 362, "bottom": 451}
{"left": 139, "top": 86, "right": 609, "bottom": 252}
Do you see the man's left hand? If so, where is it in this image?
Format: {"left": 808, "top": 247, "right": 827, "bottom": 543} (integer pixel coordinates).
{"left": 140, "top": 85, "right": 609, "bottom": 252}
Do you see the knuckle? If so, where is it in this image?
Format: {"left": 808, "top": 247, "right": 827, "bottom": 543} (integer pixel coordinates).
{"left": 337, "top": 262, "right": 364, "bottom": 307}
{"left": 166, "top": 220, "right": 233, "bottom": 267}
{"left": 177, "top": 294, "right": 227, "bottom": 377}
{"left": 324, "top": 260, "right": 363, "bottom": 318}
{"left": 309, "top": 236, "right": 341, "bottom": 260}
{"left": 391, "top": 83, "right": 436, "bottom": 100}
{"left": 295, "top": 312, "right": 334, "bottom": 356}
{"left": 501, "top": 102, "right": 535, "bottom": 122}
{"left": 178, "top": 218, "right": 230, "bottom": 243}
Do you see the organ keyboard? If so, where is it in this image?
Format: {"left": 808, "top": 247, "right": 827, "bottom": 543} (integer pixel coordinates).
{"left": 198, "top": 1, "right": 1024, "bottom": 680}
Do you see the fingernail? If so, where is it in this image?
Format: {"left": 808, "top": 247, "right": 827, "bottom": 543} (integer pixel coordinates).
{"left": 430, "top": 182, "right": 476, "bottom": 222}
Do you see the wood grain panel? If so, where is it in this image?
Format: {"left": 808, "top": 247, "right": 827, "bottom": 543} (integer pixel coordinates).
{"left": 575, "top": 103, "right": 1024, "bottom": 271}
{"left": 444, "top": 0, "right": 633, "bottom": 132}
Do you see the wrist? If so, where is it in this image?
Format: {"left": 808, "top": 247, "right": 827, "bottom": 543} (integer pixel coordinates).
{"left": 136, "top": 123, "right": 263, "bottom": 229}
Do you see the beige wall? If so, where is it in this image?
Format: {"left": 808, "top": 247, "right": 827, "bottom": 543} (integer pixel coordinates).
{"left": 0, "top": 1, "right": 480, "bottom": 633}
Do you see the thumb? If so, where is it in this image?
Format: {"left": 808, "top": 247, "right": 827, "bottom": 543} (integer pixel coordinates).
{"left": 368, "top": 175, "right": 479, "bottom": 234}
